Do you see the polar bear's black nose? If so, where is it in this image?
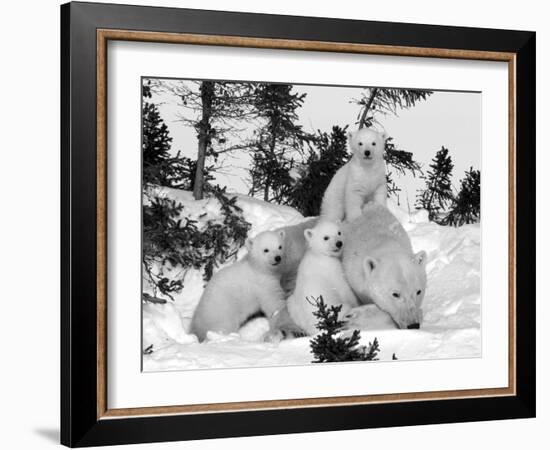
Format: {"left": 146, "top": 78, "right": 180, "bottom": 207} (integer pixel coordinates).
{"left": 336, "top": 241, "right": 343, "bottom": 248}
{"left": 274, "top": 255, "right": 281, "bottom": 263}
{"left": 407, "top": 323, "right": 420, "bottom": 329}
{"left": 364, "top": 150, "right": 371, "bottom": 157}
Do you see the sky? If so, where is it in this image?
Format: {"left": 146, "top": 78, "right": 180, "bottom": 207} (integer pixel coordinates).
{"left": 147, "top": 79, "right": 481, "bottom": 210}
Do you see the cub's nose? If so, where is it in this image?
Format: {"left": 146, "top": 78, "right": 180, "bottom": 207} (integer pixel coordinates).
{"left": 336, "top": 241, "right": 343, "bottom": 248}
{"left": 364, "top": 150, "right": 371, "bottom": 157}
{"left": 274, "top": 255, "right": 281, "bottom": 263}
{"left": 407, "top": 323, "right": 420, "bottom": 330}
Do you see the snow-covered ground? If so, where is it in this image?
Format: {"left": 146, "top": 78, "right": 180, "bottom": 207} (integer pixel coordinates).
{"left": 143, "top": 187, "right": 480, "bottom": 371}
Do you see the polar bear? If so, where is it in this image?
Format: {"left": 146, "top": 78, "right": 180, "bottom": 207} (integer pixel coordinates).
{"left": 190, "top": 230, "right": 287, "bottom": 342}
{"left": 287, "top": 221, "right": 359, "bottom": 335}
{"left": 321, "top": 128, "right": 388, "bottom": 222}
{"left": 276, "top": 217, "right": 318, "bottom": 295}
{"left": 342, "top": 202, "right": 427, "bottom": 329}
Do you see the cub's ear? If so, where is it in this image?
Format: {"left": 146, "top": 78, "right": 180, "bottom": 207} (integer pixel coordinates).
{"left": 304, "top": 229, "right": 314, "bottom": 241}
{"left": 363, "top": 256, "right": 378, "bottom": 277}
{"left": 413, "top": 250, "right": 427, "bottom": 266}
{"left": 346, "top": 130, "right": 354, "bottom": 141}
{"left": 381, "top": 130, "right": 389, "bottom": 141}
{"left": 278, "top": 230, "right": 286, "bottom": 239}
{"left": 245, "top": 238, "right": 253, "bottom": 252}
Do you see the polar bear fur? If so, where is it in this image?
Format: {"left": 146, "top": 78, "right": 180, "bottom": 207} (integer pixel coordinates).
{"left": 342, "top": 202, "right": 427, "bottom": 329}
{"left": 287, "top": 221, "right": 358, "bottom": 335}
{"left": 190, "top": 230, "right": 287, "bottom": 342}
{"left": 321, "top": 128, "right": 388, "bottom": 222}
{"left": 276, "top": 217, "right": 318, "bottom": 295}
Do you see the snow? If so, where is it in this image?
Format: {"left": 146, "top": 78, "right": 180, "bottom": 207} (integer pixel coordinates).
{"left": 143, "top": 188, "right": 480, "bottom": 371}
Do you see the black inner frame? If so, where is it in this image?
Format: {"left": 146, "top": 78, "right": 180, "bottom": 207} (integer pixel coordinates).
{"left": 61, "top": 2, "right": 536, "bottom": 447}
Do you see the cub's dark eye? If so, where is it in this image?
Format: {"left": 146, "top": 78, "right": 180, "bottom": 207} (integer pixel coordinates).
{"left": 417, "top": 290, "right": 422, "bottom": 296}
{"left": 323, "top": 236, "right": 329, "bottom": 241}
{"left": 358, "top": 142, "right": 363, "bottom": 146}
{"left": 264, "top": 249, "right": 269, "bottom": 253}
{"left": 372, "top": 142, "right": 376, "bottom": 146}
{"left": 278, "top": 246, "right": 282, "bottom": 250}
{"left": 392, "top": 292, "right": 400, "bottom": 298}
{"left": 337, "top": 231, "right": 341, "bottom": 236}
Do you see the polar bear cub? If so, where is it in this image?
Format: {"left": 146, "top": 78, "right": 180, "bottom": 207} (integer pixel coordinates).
{"left": 190, "top": 230, "right": 286, "bottom": 342}
{"left": 321, "top": 128, "right": 388, "bottom": 222}
{"left": 287, "top": 221, "right": 358, "bottom": 335}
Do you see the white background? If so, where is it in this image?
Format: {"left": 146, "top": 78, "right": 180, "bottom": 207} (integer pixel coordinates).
{"left": 0, "top": 0, "right": 546, "bottom": 449}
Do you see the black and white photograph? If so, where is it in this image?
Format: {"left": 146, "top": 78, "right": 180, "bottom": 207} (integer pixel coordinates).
{"left": 141, "top": 77, "right": 482, "bottom": 371}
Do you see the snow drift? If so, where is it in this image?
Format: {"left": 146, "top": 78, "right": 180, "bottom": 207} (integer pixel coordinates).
{"left": 143, "top": 186, "right": 480, "bottom": 371}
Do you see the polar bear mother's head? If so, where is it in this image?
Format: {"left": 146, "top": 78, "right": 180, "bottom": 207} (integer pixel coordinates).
{"left": 362, "top": 250, "right": 427, "bottom": 329}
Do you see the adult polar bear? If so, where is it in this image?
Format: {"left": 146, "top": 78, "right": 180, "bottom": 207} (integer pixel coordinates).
{"left": 342, "top": 203, "right": 427, "bottom": 329}
{"left": 277, "top": 203, "right": 427, "bottom": 330}
{"left": 321, "top": 128, "right": 388, "bottom": 222}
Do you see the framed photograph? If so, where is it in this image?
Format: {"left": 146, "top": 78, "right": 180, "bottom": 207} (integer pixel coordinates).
{"left": 61, "top": 1, "right": 536, "bottom": 447}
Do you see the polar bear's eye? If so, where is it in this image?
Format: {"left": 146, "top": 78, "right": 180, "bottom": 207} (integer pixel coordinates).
{"left": 358, "top": 142, "right": 363, "bottom": 146}
{"left": 264, "top": 249, "right": 269, "bottom": 253}
{"left": 392, "top": 292, "right": 400, "bottom": 298}
{"left": 278, "top": 246, "right": 282, "bottom": 250}
{"left": 416, "top": 290, "right": 422, "bottom": 295}
{"left": 372, "top": 142, "right": 376, "bottom": 146}
{"left": 338, "top": 231, "right": 341, "bottom": 236}
{"left": 323, "top": 236, "right": 329, "bottom": 241}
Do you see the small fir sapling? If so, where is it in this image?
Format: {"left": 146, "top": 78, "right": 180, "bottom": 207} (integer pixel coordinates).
{"left": 309, "top": 296, "right": 380, "bottom": 363}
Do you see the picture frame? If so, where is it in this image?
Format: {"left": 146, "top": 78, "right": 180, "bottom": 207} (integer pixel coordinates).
{"left": 60, "top": 1, "right": 536, "bottom": 447}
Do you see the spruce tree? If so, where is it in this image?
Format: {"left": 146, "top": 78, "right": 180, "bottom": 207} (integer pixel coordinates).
{"left": 142, "top": 82, "right": 210, "bottom": 190}
{"left": 153, "top": 79, "right": 256, "bottom": 199}
{"left": 416, "top": 146, "right": 455, "bottom": 222}
{"left": 441, "top": 168, "right": 480, "bottom": 226}
{"left": 142, "top": 82, "right": 177, "bottom": 186}
{"left": 249, "top": 83, "right": 312, "bottom": 203}
{"left": 289, "top": 125, "right": 349, "bottom": 216}
{"left": 310, "top": 296, "right": 380, "bottom": 363}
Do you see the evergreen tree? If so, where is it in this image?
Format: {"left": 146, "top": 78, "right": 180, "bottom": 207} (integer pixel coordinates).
{"left": 248, "top": 83, "right": 312, "bottom": 203}
{"left": 289, "top": 125, "right": 350, "bottom": 216}
{"left": 142, "top": 185, "right": 251, "bottom": 299}
{"left": 142, "top": 82, "right": 214, "bottom": 190}
{"left": 416, "top": 146, "right": 455, "bottom": 222}
{"left": 310, "top": 296, "right": 380, "bottom": 363}
{"left": 356, "top": 88, "right": 433, "bottom": 129}
{"left": 154, "top": 79, "right": 256, "bottom": 200}
{"left": 441, "top": 168, "right": 481, "bottom": 226}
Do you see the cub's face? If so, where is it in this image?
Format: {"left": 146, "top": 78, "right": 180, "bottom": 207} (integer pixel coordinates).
{"left": 347, "top": 128, "right": 387, "bottom": 164}
{"left": 362, "top": 251, "right": 427, "bottom": 329}
{"left": 246, "top": 230, "right": 285, "bottom": 269}
{"left": 304, "top": 221, "right": 344, "bottom": 257}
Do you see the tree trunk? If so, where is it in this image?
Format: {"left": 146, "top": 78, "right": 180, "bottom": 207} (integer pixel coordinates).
{"left": 359, "top": 88, "right": 379, "bottom": 129}
{"left": 193, "top": 81, "right": 214, "bottom": 200}
{"left": 263, "top": 127, "right": 277, "bottom": 202}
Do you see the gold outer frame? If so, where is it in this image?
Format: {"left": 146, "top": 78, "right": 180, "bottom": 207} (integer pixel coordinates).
{"left": 96, "top": 29, "right": 516, "bottom": 420}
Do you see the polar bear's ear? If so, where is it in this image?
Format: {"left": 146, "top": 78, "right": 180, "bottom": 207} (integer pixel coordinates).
{"left": 413, "top": 250, "right": 427, "bottom": 266}
{"left": 381, "top": 130, "right": 389, "bottom": 141}
{"left": 278, "top": 230, "right": 286, "bottom": 239}
{"left": 363, "top": 256, "right": 378, "bottom": 277}
{"left": 346, "top": 130, "right": 354, "bottom": 142}
{"left": 245, "top": 238, "right": 254, "bottom": 252}
{"left": 304, "top": 229, "right": 314, "bottom": 242}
